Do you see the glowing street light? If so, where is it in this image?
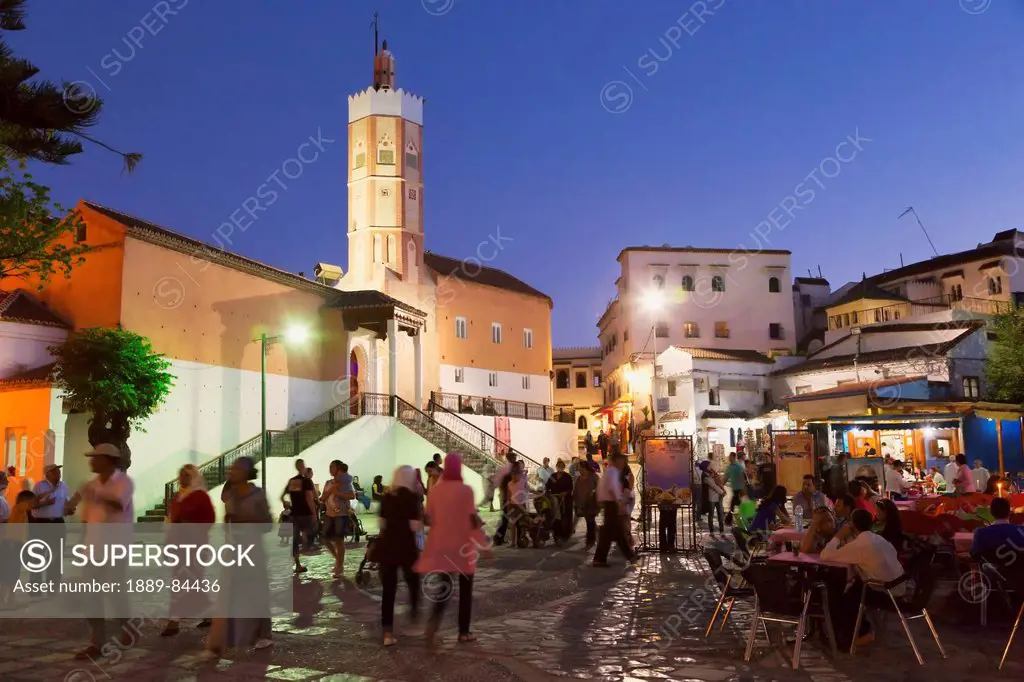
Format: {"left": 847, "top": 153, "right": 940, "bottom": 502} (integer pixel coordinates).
{"left": 258, "top": 324, "right": 311, "bottom": 488}
{"left": 644, "top": 289, "right": 666, "bottom": 312}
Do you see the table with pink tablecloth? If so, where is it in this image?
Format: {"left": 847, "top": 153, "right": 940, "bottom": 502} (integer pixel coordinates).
{"left": 892, "top": 499, "right": 917, "bottom": 510}
{"left": 769, "top": 551, "right": 854, "bottom": 578}
{"left": 769, "top": 527, "right": 804, "bottom": 545}
{"left": 954, "top": 531, "right": 974, "bottom": 554}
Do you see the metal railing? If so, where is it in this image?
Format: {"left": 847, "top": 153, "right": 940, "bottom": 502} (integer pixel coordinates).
{"left": 430, "top": 390, "right": 574, "bottom": 423}
{"left": 428, "top": 397, "right": 542, "bottom": 470}
{"left": 828, "top": 295, "right": 1011, "bottom": 331}
{"left": 163, "top": 399, "right": 360, "bottom": 508}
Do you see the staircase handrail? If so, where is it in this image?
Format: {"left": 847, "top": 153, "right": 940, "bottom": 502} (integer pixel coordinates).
{"left": 427, "top": 396, "right": 542, "bottom": 470}
{"left": 162, "top": 397, "right": 361, "bottom": 506}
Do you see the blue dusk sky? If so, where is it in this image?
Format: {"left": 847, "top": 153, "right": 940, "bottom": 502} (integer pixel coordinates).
{"left": 19, "top": 0, "right": 1024, "bottom": 346}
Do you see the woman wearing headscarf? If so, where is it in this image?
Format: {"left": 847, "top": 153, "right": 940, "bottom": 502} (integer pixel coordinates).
{"left": 545, "top": 459, "right": 574, "bottom": 543}
{"left": 206, "top": 456, "right": 273, "bottom": 658}
{"left": 163, "top": 464, "right": 216, "bottom": 636}
{"left": 377, "top": 465, "right": 422, "bottom": 646}
{"left": 414, "top": 453, "right": 489, "bottom": 646}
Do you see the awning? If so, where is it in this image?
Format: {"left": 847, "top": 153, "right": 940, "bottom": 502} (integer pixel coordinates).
{"left": 660, "top": 411, "right": 688, "bottom": 422}
{"left": 702, "top": 410, "right": 753, "bottom": 420}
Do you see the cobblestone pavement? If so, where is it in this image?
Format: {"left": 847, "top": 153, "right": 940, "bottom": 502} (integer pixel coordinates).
{"left": 0, "top": 513, "right": 1022, "bottom": 681}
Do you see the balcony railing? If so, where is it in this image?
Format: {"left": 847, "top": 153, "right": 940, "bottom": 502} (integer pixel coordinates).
{"left": 430, "top": 390, "right": 575, "bottom": 423}
{"left": 828, "top": 295, "right": 1011, "bottom": 331}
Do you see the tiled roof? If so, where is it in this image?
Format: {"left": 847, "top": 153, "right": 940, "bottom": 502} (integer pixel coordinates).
{"left": 866, "top": 233, "right": 1020, "bottom": 286}
{"left": 830, "top": 280, "right": 908, "bottom": 307}
{"left": 672, "top": 347, "right": 775, "bottom": 364}
{"left": 0, "top": 362, "right": 55, "bottom": 386}
{"left": 0, "top": 290, "right": 70, "bottom": 328}
{"left": 82, "top": 201, "right": 425, "bottom": 317}
{"left": 553, "top": 346, "right": 601, "bottom": 361}
{"left": 782, "top": 375, "right": 927, "bottom": 403}
{"left": 423, "top": 252, "right": 552, "bottom": 305}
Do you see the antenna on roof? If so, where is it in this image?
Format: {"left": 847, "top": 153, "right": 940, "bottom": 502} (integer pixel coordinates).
{"left": 898, "top": 206, "right": 939, "bottom": 257}
{"left": 900, "top": 253, "right": 904, "bottom": 267}
{"left": 808, "top": 269, "right": 813, "bottom": 277}
{"left": 817, "top": 265, "right": 823, "bottom": 278}
{"left": 372, "top": 11, "right": 379, "bottom": 55}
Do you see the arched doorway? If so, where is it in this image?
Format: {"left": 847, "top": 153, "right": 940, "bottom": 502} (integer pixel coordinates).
{"left": 349, "top": 349, "right": 361, "bottom": 403}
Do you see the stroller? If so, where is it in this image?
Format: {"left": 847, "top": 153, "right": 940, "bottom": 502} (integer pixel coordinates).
{"left": 524, "top": 493, "right": 559, "bottom": 548}
{"left": 355, "top": 534, "right": 379, "bottom": 586}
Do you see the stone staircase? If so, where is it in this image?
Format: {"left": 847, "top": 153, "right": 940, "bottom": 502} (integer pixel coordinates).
{"left": 141, "top": 393, "right": 540, "bottom": 522}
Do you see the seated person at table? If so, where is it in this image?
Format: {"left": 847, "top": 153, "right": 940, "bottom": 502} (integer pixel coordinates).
{"left": 971, "top": 498, "right": 1024, "bottom": 563}
{"left": 848, "top": 481, "right": 877, "bottom": 519}
{"left": 749, "top": 485, "right": 791, "bottom": 537}
{"left": 822, "top": 508, "right": 907, "bottom": 647}
{"left": 926, "top": 466, "right": 947, "bottom": 493}
{"left": 834, "top": 494, "right": 856, "bottom": 531}
{"left": 792, "top": 475, "right": 829, "bottom": 518}
{"left": 873, "top": 498, "right": 904, "bottom": 553}
{"left": 799, "top": 505, "right": 836, "bottom": 554}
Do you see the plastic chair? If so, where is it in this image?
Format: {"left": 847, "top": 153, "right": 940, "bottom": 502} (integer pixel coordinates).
{"left": 703, "top": 547, "right": 754, "bottom": 637}
{"left": 741, "top": 562, "right": 838, "bottom": 670}
{"left": 850, "top": 548, "right": 945, "bottom": 664}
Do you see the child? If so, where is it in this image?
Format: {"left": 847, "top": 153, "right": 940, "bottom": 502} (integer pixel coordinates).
{"left": 736, "top": 488, "right": 757, "bottom": 532}
{"left": 1, "top": 490, "right": 36, "bottom": 608}
{"left": 277, "top": 507, "right": 293, "bottom": 546}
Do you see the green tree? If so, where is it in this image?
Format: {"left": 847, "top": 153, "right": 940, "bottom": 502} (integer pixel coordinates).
{"left": 49, "top": 328, "right": 175, "bottom": 471}
{"left": 0, "top": 0, "right": 141, "bottom": 172}
{"left": 0, "top": 157, "right": 90, "bottom": 284}
{"left": 984, "top": 306, "right": 1024, "bottom": 403}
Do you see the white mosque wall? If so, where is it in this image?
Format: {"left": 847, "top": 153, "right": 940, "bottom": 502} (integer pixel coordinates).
{"left": 438, "top": 364, "right": 551, "bottom": 406}
{"left": 445, "top": 413, "right": 580, "bottom": 467}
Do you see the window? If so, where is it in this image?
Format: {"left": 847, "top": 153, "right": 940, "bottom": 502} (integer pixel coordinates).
{"left": 373, "top": 234, "right": 383, "bottom": 262}
{"left": 667, "top": 380, "right": 677, "bottom": 397}
{"left": 353, "top": 152, "right": 366, "bottom": 169}
{"left": 593, "top": 371, "right": 602, "bottom": 387}
{"left": 406, "top": 152, "right": 418, "bottom": 169}
{"left": 769, "top": 323, "right": 783, "bottom": 340}
{"left": 491, "top": 322, "right": 502, "bottom": 344}
{"left": 577, "top": 416, "right": 587, "bottom": 430}
{"left": 801, "top": 294, "right": 811, "bottom": 305}
{"left": 488, "top": 372, "right": 498, "bottom": 387}
{"left": 455, "top": 317, "right": 468, "bottom": 339}
{"left": 712, "top": 275, "right": 725, "bottom": 292}
{"left": 683, "top": 322, "right": 699, "bottom": 338}
{"left": 655, "top": 322, "right": 669, "bottom": 338}
{"left": 408, "top": 189, "right": 417, "bottom": 200}
{"left": 378, "top": 149, "right": 395, "bottom": 165}
{"left": 963, "top": 376, "right": 980, "bottom": 399}
{"left": 851, "top": 311, "right": 858, "bottom": 324}
{"left": 950, "top": 284, "right": 964, "bottom": 301}
{"left": 714, "top": 321, "right": 729, "bottom": 338}
{"left": 454, "top": 367, "right": 464, "bottom": 383}
{"left": 763, "top": 389, "right": 773, "bottom": 407}
{"left": 380, "top": 187, "right": 391, "bottom": 197}
{"left": 623, "top": 329, "right": 629, "bottom": 341}
{"left": 653, "top": 274, "right": 665, "bottom": 289}
{"left": 708, "top": 388, "right": 720, "bottom": 406}
{"left": 989, "top": 277, "right": 1003, "bottom": 295}
{"left": 523, "top": 328, "right": 533, "bottom": 349}
{"left": 576, "top": 372, "right": 587, "bottom": 388}
{"left": 795, "top": 385, "right": 811, "bottom": 395}
{"left": 386, "top": 234, "right": 397, "bottom": 264}
{"left": 556, "top": 369, "right": 569, "bottom": 389}
{"left": 843, "top": 313, "right": 850, "bottom": 326}
{"left": 75, "top": 223, "right": 87, "bottom": 243}
{"left": 768, "top": 276, "right": 780, "bottom": 293}
{"left": 681, "top": 275, "right": 694, "bottom": 292}
{"left": 522, "top": 375, "right": 531, "bottom": 390}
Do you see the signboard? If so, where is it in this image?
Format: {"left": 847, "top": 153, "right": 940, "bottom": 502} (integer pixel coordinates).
{"left": 774, "top": 431, "right": 814, "bottom": 493}
{"left": 643, "top": 437, "right": 693, "bottom": 505}
{"left": 718, "top": 378, "right": 759, "bottom": 392}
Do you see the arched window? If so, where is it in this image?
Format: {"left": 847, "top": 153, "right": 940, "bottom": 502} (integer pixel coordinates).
{"left": 372, "top": 234, "right": 383, "bottom": 263}
{"left": 989, "top": 276, "right": 1003, "bottom": 295}
{"left": 681, "top": 275, "right": 694, "bottom": 292}
{"left": 712, "top": 275, "right": 725, "bottom": 292}
{"left": 577, "top": 415, "right": 588, "bottom": 430}
{"left": 386, "top": 235, "right": 397, "bottom": 264}
{"left": 556, "top": 370, "right": 569, "bottom": 389}
{"left": 653, "top": 274, "right": 664, "bottom": 289}
{"left": 768, "top": 276, "right": 780, "bottom": 293}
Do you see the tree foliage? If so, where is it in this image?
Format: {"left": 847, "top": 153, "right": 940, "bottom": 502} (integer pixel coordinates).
{"left": 984, "top": 306, "right": 1024, "bottom": 404}
{"left": 49, "top": 328, "right": 174, "bottom": 470}
{"left": 0, "top": 0, "right": 141, "bottom": 172}
{"left": 0, "top": 157, "right": 90, "bottom": 284}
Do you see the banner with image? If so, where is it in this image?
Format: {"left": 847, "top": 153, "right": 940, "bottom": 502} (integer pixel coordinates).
{"left": 774, "top": 431, "right": 815, "bottom": 493}
{"left": 643, "top": 437, "right": 693, "bottom": 505}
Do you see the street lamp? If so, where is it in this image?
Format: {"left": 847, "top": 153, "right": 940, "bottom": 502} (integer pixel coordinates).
{"left": 644, "top": 290, "right": 666, "bottom": 436}
{"left": 258, "top": 324, "right": 310, "bottom": 489}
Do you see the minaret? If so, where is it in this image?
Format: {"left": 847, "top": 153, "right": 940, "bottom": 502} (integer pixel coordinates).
{"left": 345, "top": 18, "right": 424, "bottom": 289}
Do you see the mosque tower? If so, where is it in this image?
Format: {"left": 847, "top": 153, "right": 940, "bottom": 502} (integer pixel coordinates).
{"left": 345, "top": 17, "right": 424, "bottom": 290}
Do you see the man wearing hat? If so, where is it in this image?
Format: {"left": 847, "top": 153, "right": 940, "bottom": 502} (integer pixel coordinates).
{"left": 66, "top": 443, "right": 136, "bottom": 659}
{"left": 32, "top": 463, "right": 70, "bottom": 584}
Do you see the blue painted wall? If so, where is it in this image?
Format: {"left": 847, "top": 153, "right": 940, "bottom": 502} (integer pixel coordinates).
{"left": 1001, "top": 419, "right": 1024, "bottom": 473}
{"left": 963, "top": 415, "right": 1000, "bottom": 473}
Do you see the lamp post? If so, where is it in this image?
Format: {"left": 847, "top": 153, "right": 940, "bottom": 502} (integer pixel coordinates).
{"left": 258, "top": 325, "right": 310, "bottom": 490}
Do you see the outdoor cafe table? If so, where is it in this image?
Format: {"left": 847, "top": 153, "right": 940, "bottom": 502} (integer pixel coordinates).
{"left": 770, "top": 526, "right": 805, "bottom": 546}
{"left": 769, "top": 551, "right": 854, "bottom": 578}
{"left": 954, "top": 531, "right": 974, "bottom": 554}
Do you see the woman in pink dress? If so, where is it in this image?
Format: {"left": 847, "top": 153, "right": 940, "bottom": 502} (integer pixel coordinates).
{"left": 414, "top": 452, "right": 489, "bottom": 645}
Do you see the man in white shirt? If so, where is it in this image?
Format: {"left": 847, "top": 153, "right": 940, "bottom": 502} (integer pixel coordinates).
{"left": 971, "top": 460, "right": 990, "bottom": 492}
{"left": 883, "top": 460, "right": 910, "bottom": 499}
{"left": 928, "top": 466, "right": 947, "bottom": 493}
{"left": 821, "top": 509, "right": 905, "bottom": 647}
{"left": 66, "top": 443, "right": 135, "bottom": 660}
{"left": 32, "top": 464, "right": 71, "bottom": 583}
{"left": 943, "top": 458, "right": 959, "bottom": 493}
{"left": 592, "top": 453, "right": 636, "bottom": 566}
{"left": 537, "top": 458, "right": 554, "bottom": 486}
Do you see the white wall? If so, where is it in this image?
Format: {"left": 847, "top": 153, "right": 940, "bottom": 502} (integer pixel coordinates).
{"left": 438, "top": 412, "right": 579, "bottom": 469}
{"left": 83, "top": 358, "right": 337, "bottom": 516}
{"left": 0, "top": 321, "right": 67, "bottom": 379}
{"left": 207, "top": 416, "right": 484, "bottom": 521}
{"left": 438, "top": 363, "right": 550, "bottom": 405}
